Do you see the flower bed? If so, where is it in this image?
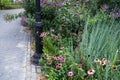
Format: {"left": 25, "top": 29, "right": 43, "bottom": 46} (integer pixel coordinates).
{"left": 6, "top": 0, "right": 120, "bottom": 80}
{"left": 39, "top": 18, "right": 120, "bottom": 80}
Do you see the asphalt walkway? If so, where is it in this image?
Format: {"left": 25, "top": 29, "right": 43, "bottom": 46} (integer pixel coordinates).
{"left": 0, "top": 9, "right": 36, "bottom": 80}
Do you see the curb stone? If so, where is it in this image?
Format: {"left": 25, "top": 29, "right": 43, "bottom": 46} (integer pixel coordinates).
{"left": 25, "top": 29, "right": 41, "bottom": 80}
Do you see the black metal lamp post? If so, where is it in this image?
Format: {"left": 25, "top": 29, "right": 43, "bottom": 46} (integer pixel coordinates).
{"left": 31, "top": 0, "right": 43, "bottom": 65}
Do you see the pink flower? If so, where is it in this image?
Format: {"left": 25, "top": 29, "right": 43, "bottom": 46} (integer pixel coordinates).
{"left": 68, "top": 71, "right": 74, "bottom": 76}
{"left": 40, "top": 32, "right": 47, "bottom": 37}
{"left": 55, "top": 62, "right": 62, "bottom": 69}
{"left": 53, "top": 56, "right": 59, "bottom": 60}
{"left": 58, "top": 56, "right": 66, "bottom": 62}
{"left": 47, "top": 61, "right": 52, "bottom": 65}
{"left": 87, "top": 69, "right": 95, "bottom": 75}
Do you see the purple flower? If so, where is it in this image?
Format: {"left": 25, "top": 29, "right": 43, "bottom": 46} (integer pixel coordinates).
{"left": 103, "top": 4, "right": 109, "bottom": 9}
{"left": 66, "top": 0, "right": 69, "bottom": 3}
{"left": 118, "top": 10, "right": 120, "bottom": 17}
{"left": 41, "top": 0, "right": 48, "bottom": 6}
{"left": 41, "top": 0, "right": 48, "bottom": 3}
{"left": 49, "top": 1, "right": 54, "bottom": 6}
{"left": 56, "top": 1, "right": 63, "bottom": 7}
{"left": 110, "top": 12, "right": 115, "bottom": 17}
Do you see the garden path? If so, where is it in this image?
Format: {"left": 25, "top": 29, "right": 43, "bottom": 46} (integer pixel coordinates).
{"left": 0, "top": 9, "right": 36, "bottom": 80}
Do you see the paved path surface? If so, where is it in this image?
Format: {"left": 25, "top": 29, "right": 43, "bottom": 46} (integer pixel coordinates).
{"left": 0, "top": 9, "right": 37, "bottom": 80}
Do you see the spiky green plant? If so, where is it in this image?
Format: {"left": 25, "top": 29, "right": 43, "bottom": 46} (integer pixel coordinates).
{"left": 78, "top": 17, "right": 120, "bottom": 80}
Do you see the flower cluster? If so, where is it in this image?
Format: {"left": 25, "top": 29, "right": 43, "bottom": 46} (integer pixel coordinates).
{"left": 42, "top": 0, "right": 70, "bottom": 7}
{"left": 102, "top": 4, "right": 120, "bottom": 18}
{"left": 87, "top": 57, "right": 118, "bottom": 76}
{"left": 94, "top": 58, "right": 109, "bottom": 66}
{"left": 87, "top": 57, "right": 119, "bottom": 76}
{"left": 45, "top": 54, "right": 66, "bottom": 69}
{"left": 53, "top": 56, "right": 66, "bottom": 68}
{"left": 110, "top": 10, "right": 120, "bottom": 17}
{"left": 56, "top": 62, "right": 62, "bottom": 69}
{"left": 53, "top": 55, "right": 66, "bottom": 61}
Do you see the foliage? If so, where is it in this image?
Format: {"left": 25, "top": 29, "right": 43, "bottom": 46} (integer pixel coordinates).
{"left": 21, "top": 0, "right": 36, "bottom": 16}
{"left": 80, "top": 0, "right": 120, "bottom": 16}
{"left": 39, "top": 14, "right": 120, "bottom": 79}
{"left": 0, "top": 0, "right": 21, "bottom": 9}
{"left": 40, "top": 34, "right": 86, "bottom": 80}
{"left": 4, "top": 12, "right": 23, "bottom": 21}
{"left": 41, "top": 0, "right": 120, "bottom": 38}
{"left": 78, "top": 17, "right": 120, "bottom": 79}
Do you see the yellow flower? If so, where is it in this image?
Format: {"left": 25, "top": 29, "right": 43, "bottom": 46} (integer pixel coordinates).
{"left": 94, "top": 58, "right": 100, "bottom": 62}
{"left": 100, "top": 60, "right": 106, "bottom": 66}
{"left": 112, "top": 65, "right": 117, "bottom": 70}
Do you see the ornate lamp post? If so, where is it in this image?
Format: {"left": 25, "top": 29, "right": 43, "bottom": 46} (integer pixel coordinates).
{"left": 32, "top": 0, "right": 43, "bottom": 65}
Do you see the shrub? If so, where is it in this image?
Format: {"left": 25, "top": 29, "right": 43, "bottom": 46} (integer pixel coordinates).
{"left": 21, "top": 0, "right": 36, "bottom": 16}
{"left": 0, "top": 0, "right": 21, "bottom": 9}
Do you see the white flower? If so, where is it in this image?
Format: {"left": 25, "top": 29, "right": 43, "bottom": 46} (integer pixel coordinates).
{"left": 87, "top": 69, "right": 95, "bottom": 75}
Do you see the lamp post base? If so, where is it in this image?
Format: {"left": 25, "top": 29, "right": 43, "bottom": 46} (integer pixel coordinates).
{"left": 31, "top": 53, "right": 41, "bottom": 66}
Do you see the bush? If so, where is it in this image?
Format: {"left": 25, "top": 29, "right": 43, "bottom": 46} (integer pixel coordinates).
{"left": 21, "top": 0, "right": 36, "bottom": 16}
{"left": 0, "top": 0, "right": 21, "bottom": 9}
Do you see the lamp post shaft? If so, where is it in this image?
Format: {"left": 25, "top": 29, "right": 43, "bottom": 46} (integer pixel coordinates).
{"left": 32, "top": 0, "right": 42, "bottom": 65}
